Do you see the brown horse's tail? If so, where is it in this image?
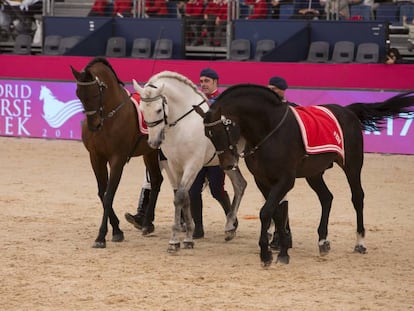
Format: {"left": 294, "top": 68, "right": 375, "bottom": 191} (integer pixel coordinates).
{"left": 346, "top": 91, "right": 414, "bottom": 131}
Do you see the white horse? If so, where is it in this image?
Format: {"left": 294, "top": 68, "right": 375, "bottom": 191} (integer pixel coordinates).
{"left": 133, "top": 71, "right": 247, "bottom": 252}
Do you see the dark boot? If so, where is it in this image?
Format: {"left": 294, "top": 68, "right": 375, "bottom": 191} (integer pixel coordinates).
{"left": 219, "top": 191, "right": 238, "bottom": 229}
{"left": 125, "top": 188, "right": 150, "bottom": 230}
{"left": 191, "top": 196, "right": 204, "bottom": 239}
{"left": 270, "top": 201, "right": 293, "bottom": 250}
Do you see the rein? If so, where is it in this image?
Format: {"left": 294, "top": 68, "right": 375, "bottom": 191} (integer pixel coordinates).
{"left": 169, "top": 99, "right": 206, "bottom": 127}
{"left": 240, "top": 105, "right": 290, "bottom": 158}
{"left": 76, "top": 76, "right": 132, "bottom": 131}
{"left": 141, "top": 85, "right": 207, "bottom": 128}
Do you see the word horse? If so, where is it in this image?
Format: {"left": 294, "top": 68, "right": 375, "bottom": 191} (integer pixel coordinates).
{"left": 71, "top": 57, "right": 163, "bottom": 248}
{"left": 133, "top": 71, "right": 247, "bottom": 251}
{"left": 197, "top": 84, "right": 414, "bottom": 267}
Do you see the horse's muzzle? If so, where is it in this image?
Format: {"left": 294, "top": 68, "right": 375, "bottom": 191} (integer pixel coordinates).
{"left": 148, "top": 140, "right": 161, "bottom": 149}
{"left": 147, "top": 129, "right": 165, "bottom": 149}
{"left": 218, "top": 152, "right": 239, "bottom": 171}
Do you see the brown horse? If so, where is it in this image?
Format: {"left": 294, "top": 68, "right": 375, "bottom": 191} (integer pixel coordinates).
{"left": 71, "top": 57, "right": 163, "bottom": 248}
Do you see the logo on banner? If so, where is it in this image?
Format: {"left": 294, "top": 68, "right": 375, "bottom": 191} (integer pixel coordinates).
{"left": 40, "top": 85, "right": 83, "bottom": 128}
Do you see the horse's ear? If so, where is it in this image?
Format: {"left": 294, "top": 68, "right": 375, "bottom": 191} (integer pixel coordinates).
{"left": 133, "top": 79, "right": 144, "bottom": 95}
{"left": 70, "top": 65, "right": 80, "bottom": 80}
{"left": 193, "top": 105, "right": 206, "bottom": 119}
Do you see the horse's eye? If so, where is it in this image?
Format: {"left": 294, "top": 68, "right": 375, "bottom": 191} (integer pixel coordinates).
{"left": 156, "top": 109, "right": 162, "bottom": 114}
{"left": 208, "top": 130, "right": 213, "bottom": 137}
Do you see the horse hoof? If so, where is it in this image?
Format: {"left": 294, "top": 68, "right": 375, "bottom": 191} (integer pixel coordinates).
{"left": 142, "top": 224, "right": 155, "bottom": 236}
{"left": 224, "top": 229, "right": 236, "bottom": 241}
{"left": 167, "top": 242, "right": 180, "bottom": 253}
{"left": 261, "top": 260, "right": 272, "bottom": 268}
{"left": 92, "top": 241, "right": 106, "bottom": 248}
{"left": 319, "top": 240, "right": 331, "bottom": 255}
{"left": 112, "top": 232, "right": 124, "bottom": 242}
{"left": 183, "top": 241, "right": 194, "bottom": 249}
{"left": 276, "top": 254, "right": 290, "bottom": 264}
{"left": 354, "top": 244, "right": 367, "bottom": 254}
{"left": 260, "top": 251, "right": 273, "bottom": 267}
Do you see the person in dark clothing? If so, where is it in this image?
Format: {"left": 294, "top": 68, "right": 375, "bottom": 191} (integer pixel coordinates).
{"left": 190, "top": 68, "right": 235, "bottom": 239}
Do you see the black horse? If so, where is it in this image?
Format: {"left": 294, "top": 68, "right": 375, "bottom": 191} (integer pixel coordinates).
{"left": 195, "top": 84, "right": 414, "bottom": 267}
{"left": 71, "top": 57, "right": 163, "bottom": 248}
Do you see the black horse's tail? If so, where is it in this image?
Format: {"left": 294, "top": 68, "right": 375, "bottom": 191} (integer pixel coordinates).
{"left": 346, "top": 91, "right": 414, "bottom": 131}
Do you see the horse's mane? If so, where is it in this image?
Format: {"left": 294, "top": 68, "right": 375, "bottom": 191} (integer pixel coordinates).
{"left": 147, "top": 71, "right": 207, "bottom": 100}
{"left": 216, "top": 84, "right": 283, "bottom": 106}
{"left": 85, "top": 57, "right": 125, "bottom": 86}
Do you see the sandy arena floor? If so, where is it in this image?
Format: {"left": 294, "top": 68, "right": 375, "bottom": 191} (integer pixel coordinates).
{"left": 0, "top": 137, "right": 413, "bottom": 311}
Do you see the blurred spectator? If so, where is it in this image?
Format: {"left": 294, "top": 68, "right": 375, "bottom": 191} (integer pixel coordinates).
{"left": 361, "top": 0, "right": 378, "bottom": 19}
{"left": 185, "top": 0, "right": 205, "bottom": 45}
{"left": 320, "top": 0, "right": 356, "bottom": 20}
{"left": 173, "top": 0, "right": 186, "bottom": 18}
{"left": 245, "top": 0, "right": 268, "bottom": 19}
{"left": 269, "top": 0, "right": 293, "bottom": 19}
{"left": 269, "top": 0, "right": 280, "bottom": 19}
{"left": 403, "top": 15, "right": 414, "bottom": 51}
{"left": 0, "top": 0, "right": 41, "bottom": 37}
{"left": 88, "top": 0, "right": 112, "bottom": 16}
{"left": 113, "top": 0, "right": 133, "bottom": 17}
{"left": 293, "top": 0, "right": 324, "bottom": 19}
{"left": 204, "top": 0, "right": 220, "bottom": 45}
{"left": 19, "top": 0, "right": 42, "bottom": 17}
{"left": 145, "top": 0, "right": 168, "bottom": 17}
{"left": 384, "top": 47, "right": 403, "bottom": 64}
{"left": 214, "top": 0, "right": 228, "bottom": 46}
{"left": 88, "top": 0, "right": 133, "bottom": 17}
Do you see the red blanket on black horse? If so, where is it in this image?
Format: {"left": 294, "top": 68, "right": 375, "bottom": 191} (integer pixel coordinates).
{"left": 290, "top": 106, "right": 345, "bottom": 163}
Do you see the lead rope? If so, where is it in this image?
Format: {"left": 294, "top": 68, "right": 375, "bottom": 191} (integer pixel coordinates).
{"left": 240, "top": 105, "right": 290, "bottom": 158}
{"left": 168, "top": 99, "right": 207, "bottom": 128}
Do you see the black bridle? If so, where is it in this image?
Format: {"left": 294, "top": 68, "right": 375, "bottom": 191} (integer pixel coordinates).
{"left": 205, "top": 105, "right": 290, "bottom": 158}
{"left": 76, "top": 76, "right": 131, "bottom": 131}
{"left": 140, "top": 83, "right": 207, "bottom": 128}
{"left": 204, "top": 115, "right": 240, "bottom": 157}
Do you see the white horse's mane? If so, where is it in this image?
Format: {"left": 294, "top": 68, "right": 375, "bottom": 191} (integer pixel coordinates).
{"left": 147, "top": 71, "right": 208, "bottom": 101}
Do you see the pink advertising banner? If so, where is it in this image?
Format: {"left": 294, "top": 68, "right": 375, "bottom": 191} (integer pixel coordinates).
{"left": 0, "top": 80, "right": 84, "bottom": 140}
{"left": 0, "top": 79, "right": 413, "bottom": 154}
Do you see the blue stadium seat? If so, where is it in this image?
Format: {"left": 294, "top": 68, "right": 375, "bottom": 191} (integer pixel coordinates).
{"left": 306, "top": 41, "right": 330, "bottom": 63}
{"left": 355, "top": 42, "right": 379, "bottom": 63}
{"left": 350, "top": 4, "right": 372, "bottom": 21}
{"left": 280, "top": 4, "right": 295, "bottom": 20}
{"left": 399, "top": 4, "right": 414, "bottom": 24}
{"left": 376, "top": 3, "right": 399, "bottom": 25}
